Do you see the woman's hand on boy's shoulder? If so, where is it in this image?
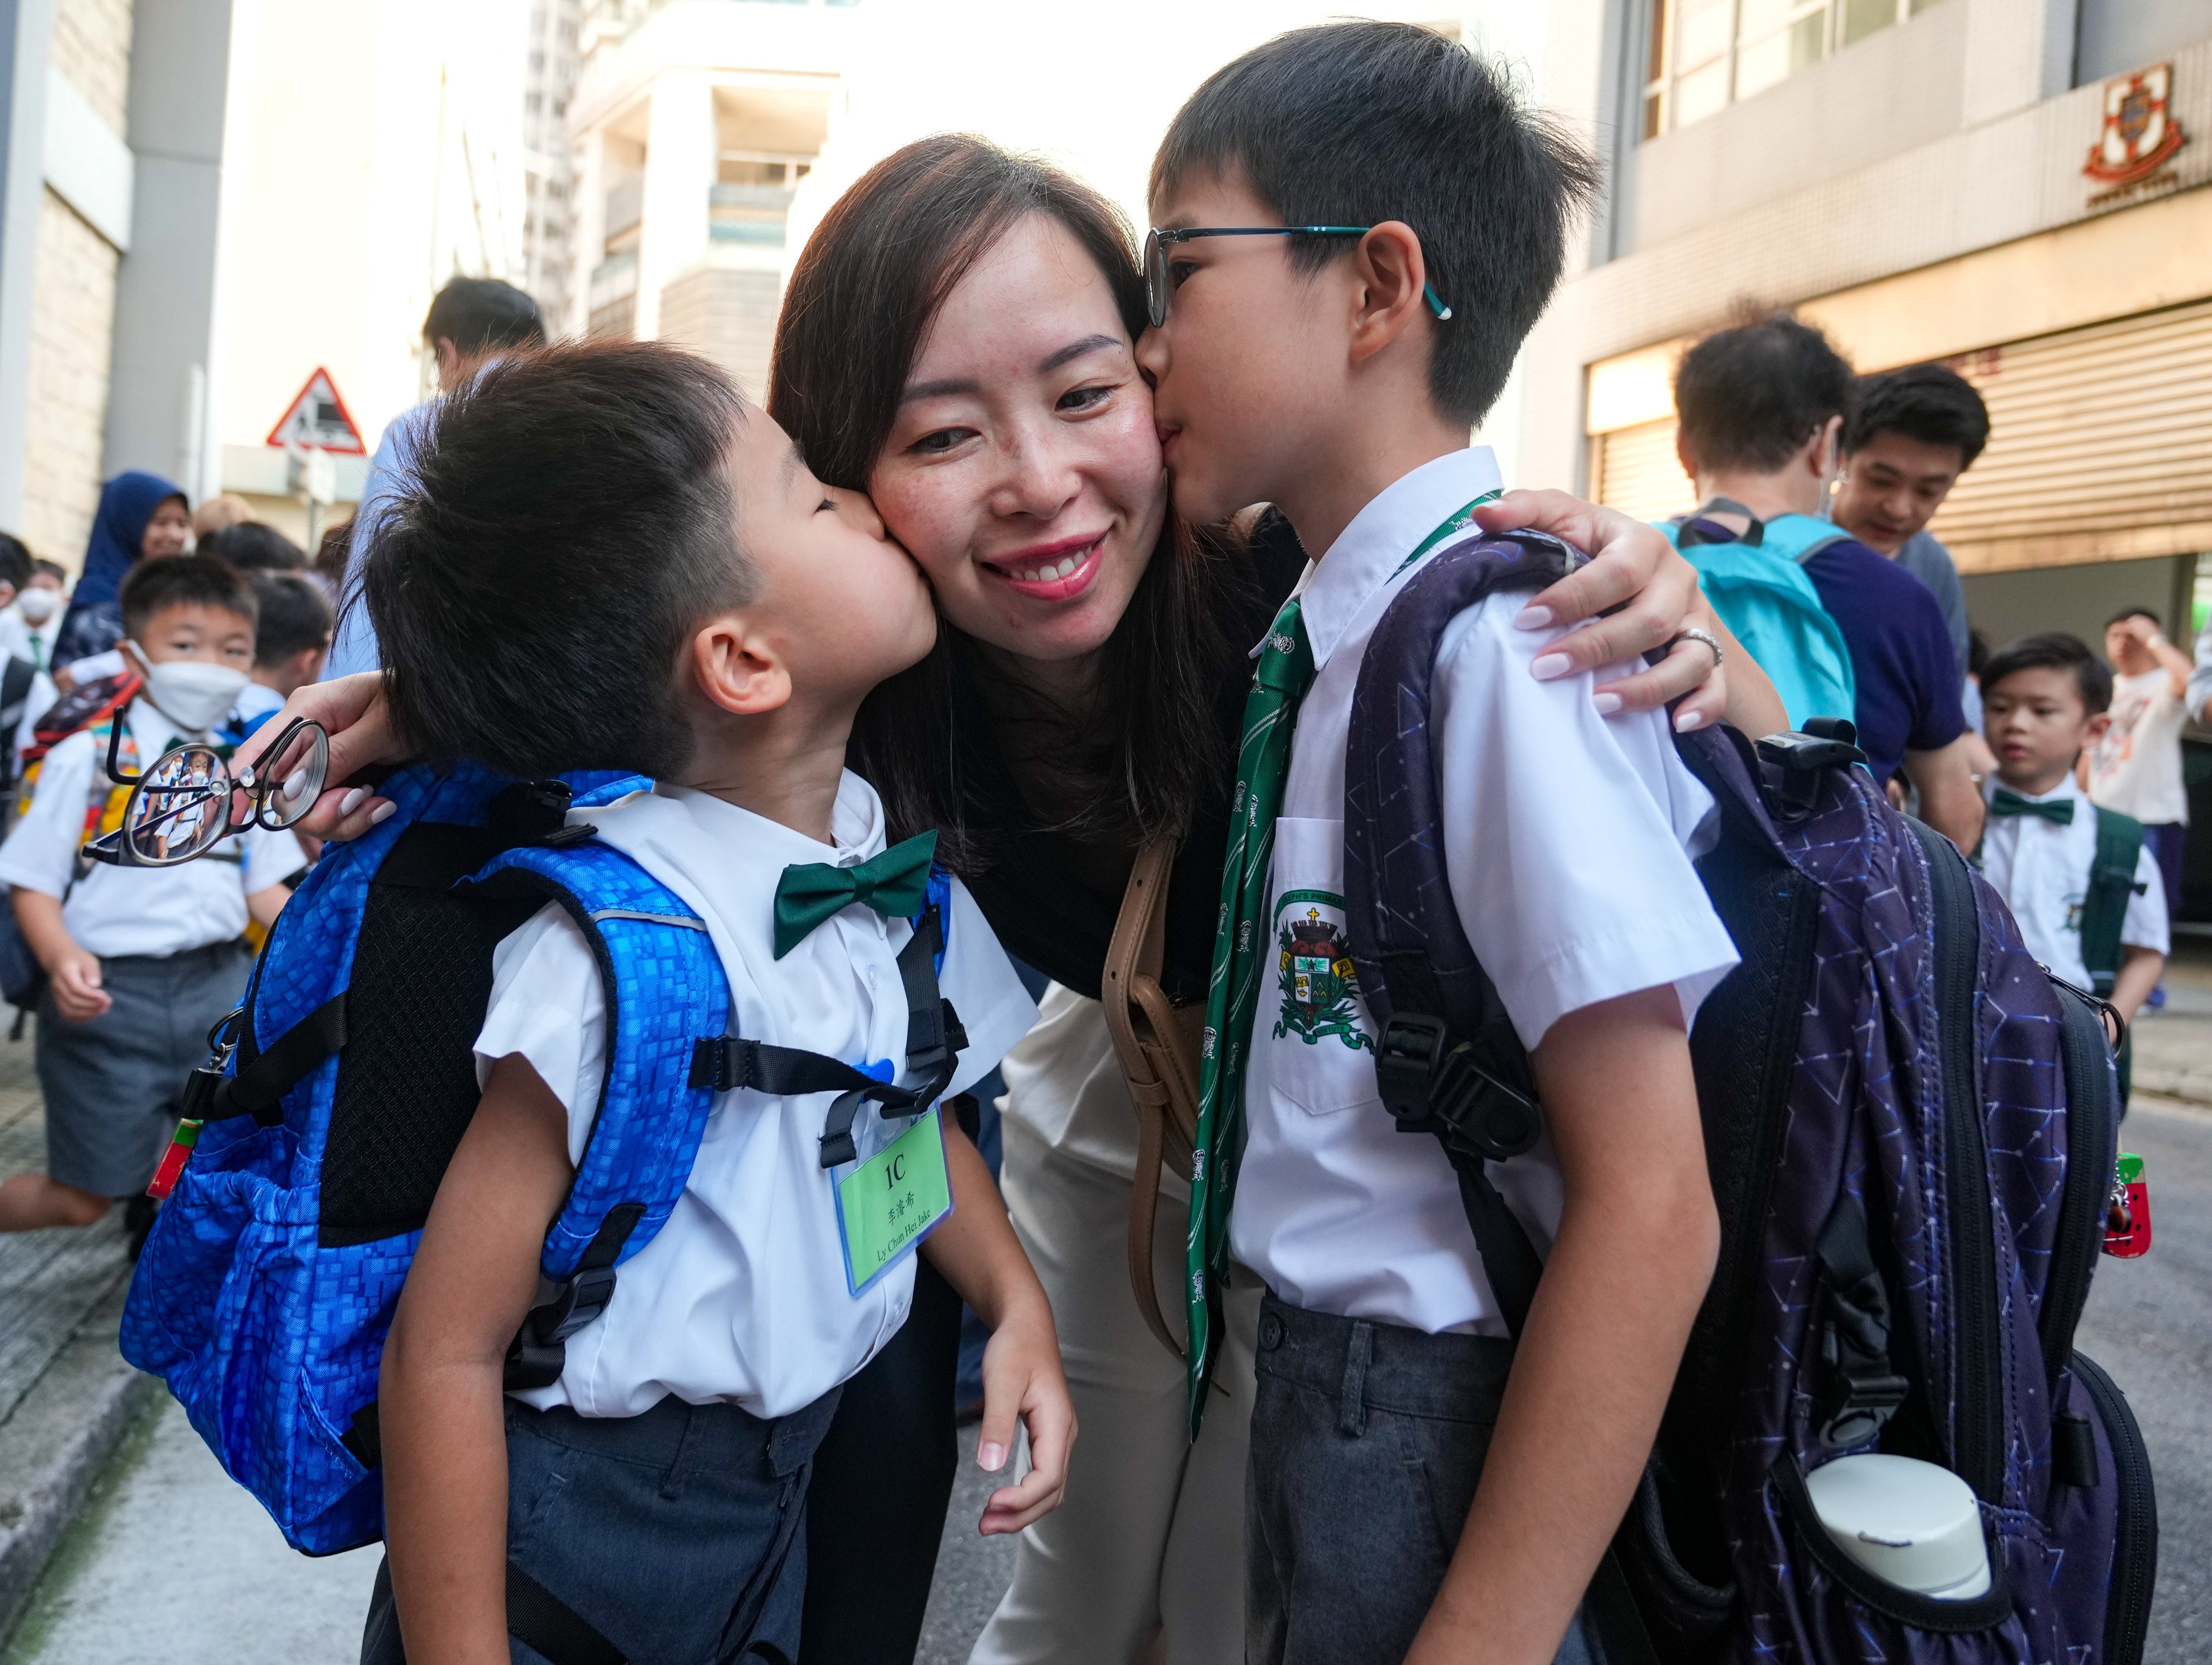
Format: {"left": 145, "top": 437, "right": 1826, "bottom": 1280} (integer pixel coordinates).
{"left": 239, "top": 672, "right": 403, "bottom": 841}
{"left": 1474, "top": 490, "right": 1731, "bottom": 734}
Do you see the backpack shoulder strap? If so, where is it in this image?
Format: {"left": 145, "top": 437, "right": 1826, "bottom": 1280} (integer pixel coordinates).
{"left": 1344, "top": 528, "right": 1582, "bottom": 1337}
{"left": 2079, "top": 806, "right": 2146, "bottom": 996}
{"left": 466, "top": 840, "right": 733, "bottom": 1282}
{"left": 1754, "top": 513, "right": 1851, "bottom": 566}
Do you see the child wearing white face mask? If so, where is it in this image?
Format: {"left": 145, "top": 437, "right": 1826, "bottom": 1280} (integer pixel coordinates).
{"left": 0, "top": 557, "right": 302, "bottom": 1249}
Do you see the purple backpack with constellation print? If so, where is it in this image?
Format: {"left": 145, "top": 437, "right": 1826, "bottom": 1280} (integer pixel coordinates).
{"left": 1341, "top": 530, "right": 2156, "bottom": 1665}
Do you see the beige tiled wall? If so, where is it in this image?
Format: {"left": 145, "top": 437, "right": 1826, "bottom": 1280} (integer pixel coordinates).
{"left": 23, "top": 192, "right": 120, "bottom": 569}
{"left": 50, "top": 0, "right": 132, "bottom": 130}
{"left": 20, "top": 0, "right": 134, "bottom": 566}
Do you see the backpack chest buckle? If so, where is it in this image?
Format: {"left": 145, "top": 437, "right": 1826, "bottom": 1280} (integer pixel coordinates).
{"left": 1375, "top": 1012, "right": 1540, "bottom": 1162}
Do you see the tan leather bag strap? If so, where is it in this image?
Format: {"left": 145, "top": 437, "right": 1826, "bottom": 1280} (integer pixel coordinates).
{"left": 1102, "top": 837, "right": 1201, "bottom": 1356}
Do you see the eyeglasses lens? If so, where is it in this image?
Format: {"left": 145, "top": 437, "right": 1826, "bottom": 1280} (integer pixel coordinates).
{"left": 124, "top": 746, "right": 232, "bottom": 866}
{"left": 257, "top": 722, "right": 330, "bottom": 829}
{"left": 1143, "top": 231, "right": 1168, "bottom": 330}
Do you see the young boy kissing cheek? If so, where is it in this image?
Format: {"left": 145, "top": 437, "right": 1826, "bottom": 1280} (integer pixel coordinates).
{"left": 1138, "top": 167, "right": 1441, "bottom": 541}
{"left": 699, "top": 414, "right": 938, "bottom": 735}
{"left": 867, "top": 213, "right": 1167, "bottom": 668}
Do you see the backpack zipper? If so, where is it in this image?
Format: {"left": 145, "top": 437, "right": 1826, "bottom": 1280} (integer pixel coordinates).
{"left": 2041, "top": 979, "right": 2121, "bottom": 1386}
{"left": 2071, "top": 1350, "right": 2157, "bottom": 1665}
{"left": 1910, "top": 822, "right": 2002, "bottom": 1502}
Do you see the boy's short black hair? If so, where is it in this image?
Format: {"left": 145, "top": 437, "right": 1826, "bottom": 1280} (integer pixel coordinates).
{"left": 251, "top": 572, "right": 333, "bottom": 668}
{"left": 119, "top": 554, "right": 257, "bottom": 641}
{"left": 30, "top": 557, "right": 65, "bottom": 584}
{"left": 1675, "top": 315, "right": 1856, "bottom": 474}
{"left": 365, "top": 340, "right": 751, "bottom": 780}
{"left": 0, "top": 533, "right": 30, "bottom": 594}
{"left": 1981, "top": 632, "right": 2112, "bottom": 716}
{"left": 201, "top": 521, "right": 306, "bottom": 573}
{"left": 2106, "top": 606, "right": 2161, "bottom": 631}
{"left": 422, "top": 277, "right": 546, "bottom": 357}
{"left": 1149, "top": 20, "right": 1599, "bottom": 428}
{"left": 1844, "top": 363, "right": 1991, "bottom": 469}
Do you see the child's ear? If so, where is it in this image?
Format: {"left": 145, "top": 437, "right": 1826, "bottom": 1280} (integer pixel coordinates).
{"left": 2084, "top": 710, "right": 2113, "bottom": 746}
{"left": 691, "top": 613, "right": 792, "bottom": 718}
{"left": 1347, "top": 221, "right": 1431, "bottom": 366}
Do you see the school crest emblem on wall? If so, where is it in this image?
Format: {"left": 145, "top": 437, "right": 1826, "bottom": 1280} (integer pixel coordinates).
{"left": 1272, "top": 895, "right": 1372, "bottom": 1051}
{"left": 2084, "top": 64, "right": 2186, "bottom": 186}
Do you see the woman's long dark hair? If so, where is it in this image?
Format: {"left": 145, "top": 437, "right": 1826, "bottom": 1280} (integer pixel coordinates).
{"left": 770, "top": 134, "right": 1251, "bottom": 872}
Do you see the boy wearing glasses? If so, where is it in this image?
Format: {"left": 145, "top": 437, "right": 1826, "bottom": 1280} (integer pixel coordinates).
{"left": 1139, "top": 24, "right": 1757, "bottom": 1665}
{"left": 0, "top": 556, "right": 299, "bottom": 1246}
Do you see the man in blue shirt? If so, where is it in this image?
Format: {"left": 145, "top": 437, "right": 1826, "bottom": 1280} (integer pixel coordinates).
{"left": 323, "top": 279, "right": 545, "bottom": 678}
{"left": 1671, "top": 317, "right": 1984, "bottom": 853}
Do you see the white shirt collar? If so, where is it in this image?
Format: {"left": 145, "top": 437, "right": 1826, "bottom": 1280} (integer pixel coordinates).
{"left": 1296, "top": 446, "right": 1504, "bottom": 671}
{"left": 576, "top": 768, "right": 891, "bottom": 893}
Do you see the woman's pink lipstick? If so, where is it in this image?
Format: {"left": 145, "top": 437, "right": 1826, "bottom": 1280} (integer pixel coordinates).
{"left": 982, "top": 534, "right": 1105, "bottom": 603}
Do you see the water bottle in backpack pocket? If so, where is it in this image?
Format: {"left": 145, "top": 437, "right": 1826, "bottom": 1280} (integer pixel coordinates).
{"left": 1343, "top": 531, "right": 2156, "bottom": 1665}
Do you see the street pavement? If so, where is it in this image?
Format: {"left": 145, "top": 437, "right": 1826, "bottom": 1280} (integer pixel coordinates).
{"left": 4, "top": 967, "right": 2211, "bottom": 1662}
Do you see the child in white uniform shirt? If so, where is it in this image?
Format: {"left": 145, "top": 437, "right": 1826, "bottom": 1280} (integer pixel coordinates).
{"left": 1980, "top": 633, "right": 2168, "bottom": 1027}
{"left": 0, "top": 557, "right": 298, "bottom": 1244}
{"left": 358, "top": 342, "right": 1071, "bottom": 1665}
{"left": 1139, "top": 26, "right": 1779, "bottom": 1664}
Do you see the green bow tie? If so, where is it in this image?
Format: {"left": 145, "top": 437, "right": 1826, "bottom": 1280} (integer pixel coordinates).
{"left": 773, "top": 831, "right": 939, "bottom": 959}
{"left": 1990, "top": 787, "right": 2074, "bottom": 826}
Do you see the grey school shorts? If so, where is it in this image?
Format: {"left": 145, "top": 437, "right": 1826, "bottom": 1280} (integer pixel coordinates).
{"left": 35, "top": 939, "right": 253, "bottom": 1197}
{"left": 1248, "top": 1293, "right": 1601, "bottom": 1665}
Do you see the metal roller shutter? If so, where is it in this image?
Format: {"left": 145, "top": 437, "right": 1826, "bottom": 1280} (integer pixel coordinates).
{"left": 1592, "top": 417, "right": 1697, "bottom": 523}
{"left": 1929, "top": 297, "right": 2212, "bottom": 575}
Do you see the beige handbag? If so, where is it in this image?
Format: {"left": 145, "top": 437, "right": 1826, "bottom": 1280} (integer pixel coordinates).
{"left": 1100, "top": 838, "right": 1205, "bottom": 1356}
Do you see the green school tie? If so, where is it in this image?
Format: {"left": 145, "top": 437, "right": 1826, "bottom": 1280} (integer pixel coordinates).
{"left": 1185, "top": 597, "right": 1314, "bottom": 1433}
{"left": 1989, "top": 787, "right": 2073, "bottom": 826}
{"left": 1182, "top": 491, "right": 1497, "bottom": 1434}
{"left": 773, "top": 830, "right": 938, "bottom": 958}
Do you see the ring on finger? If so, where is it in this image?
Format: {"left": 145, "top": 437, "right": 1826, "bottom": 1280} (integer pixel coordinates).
{"left": 1670, "top": 627, "right": 1724, "bottom": 668}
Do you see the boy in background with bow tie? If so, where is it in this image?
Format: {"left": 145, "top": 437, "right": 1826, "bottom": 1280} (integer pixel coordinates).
{"left": 354, "top": 340, "right": 1069, "bottom": 1665}
{"left": 1979, "top": 632, "right": 2167, "bottom": 1032}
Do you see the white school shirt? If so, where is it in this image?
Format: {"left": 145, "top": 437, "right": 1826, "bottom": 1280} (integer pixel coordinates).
{"left": 1978, "top": 776, "right": 2168, "bottom": 989}
{"left": 2087, "top": 668, "right": 2188, "bottom": 827}
{"left": 1229, "top": 447, "right": 1742, "bottom": 1338}
{"left": 482, "top": 775, "right": 1038, "bottom": 1421}
{"left": 0, "top": 697, "right": 305, "bottom": 956}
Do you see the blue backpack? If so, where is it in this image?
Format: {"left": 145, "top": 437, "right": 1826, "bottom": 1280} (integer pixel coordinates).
{"left": 119, "top": 763, "right": 963, "bottom": 1562}
{"left": 1346, "top": 531, "right": 2154, "bottom": 1664}
{"left": 1660, "top": 499, "right": 1857, "bottom": 733}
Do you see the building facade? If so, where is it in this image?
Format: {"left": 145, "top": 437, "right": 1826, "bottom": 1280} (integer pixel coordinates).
{"left": 565, "top": 0, "right": 858, "bottom": 400}
{"left": 522, "top": 0, "right": 582, "bottom": 322}
{"left": 1521, "top": 0, "right": 2212, "bottom": 649}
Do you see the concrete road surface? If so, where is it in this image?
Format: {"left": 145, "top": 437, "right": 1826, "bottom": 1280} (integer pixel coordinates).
{"left": 5, "top": 1102, "right": 2205, "bottom": 1665}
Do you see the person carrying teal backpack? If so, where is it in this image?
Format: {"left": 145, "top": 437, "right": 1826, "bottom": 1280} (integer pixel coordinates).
{"left": 1661, "top": 495, "right": 1856, "bottom": 732}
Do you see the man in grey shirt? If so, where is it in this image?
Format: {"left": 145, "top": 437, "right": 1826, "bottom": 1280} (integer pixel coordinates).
{"left": 1832, "top": 364, "right": 1989, "bottom": 676}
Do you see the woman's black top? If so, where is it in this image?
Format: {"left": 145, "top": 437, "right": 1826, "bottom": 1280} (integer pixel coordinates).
{"left": 950, "top": 517, "right": 1308, "bottom": 1004}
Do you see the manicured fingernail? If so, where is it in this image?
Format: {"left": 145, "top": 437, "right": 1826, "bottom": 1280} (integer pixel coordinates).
{"left": 979, "top": 1441, "right": 1007, "bottom": 1472}
{"left": 283, "top": 768, "right": 309, "bottom": 800}
{"left": 368, "top": 801, "right": 397, "bottom": 825}
{"left": 1530, "top": 653, "right": 1572, "bottom": 681}
{"left": 1515, "top": 604, "right": 1554, "bottom": 630}
{"left": 1593, "top": 692, "right": 1623, "bottom": 715}
{"left": 1675, "top": 708, "right": 1707, "bottom": 732}
{"left": 338, "top": 788, "right": 367, "bottom": 816}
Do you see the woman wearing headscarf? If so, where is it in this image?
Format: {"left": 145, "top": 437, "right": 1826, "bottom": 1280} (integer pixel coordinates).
{"left": 52, "top": 471, "right": 191, "bottom": 673}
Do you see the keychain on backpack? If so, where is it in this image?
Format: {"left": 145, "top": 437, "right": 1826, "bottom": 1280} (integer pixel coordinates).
{"left": 148, "top": 1006, "right": 246, "bottom": 1201}
{"left": 2102, "top": 1152, "right": 2151, "bottom": 1258}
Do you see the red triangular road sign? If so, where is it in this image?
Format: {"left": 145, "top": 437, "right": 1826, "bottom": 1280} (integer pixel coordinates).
{"left": 265, "top": 367, "right": 367, "bottom": 454}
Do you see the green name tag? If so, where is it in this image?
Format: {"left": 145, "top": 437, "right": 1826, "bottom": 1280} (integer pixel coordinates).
{"left": 834, "top": 1105, "right": 953, "bottom": 1296}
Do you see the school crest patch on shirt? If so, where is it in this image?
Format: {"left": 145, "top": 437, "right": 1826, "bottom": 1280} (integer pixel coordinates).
{"left": 1271, "top": 891, "right": 1372, "bottom": 1051}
